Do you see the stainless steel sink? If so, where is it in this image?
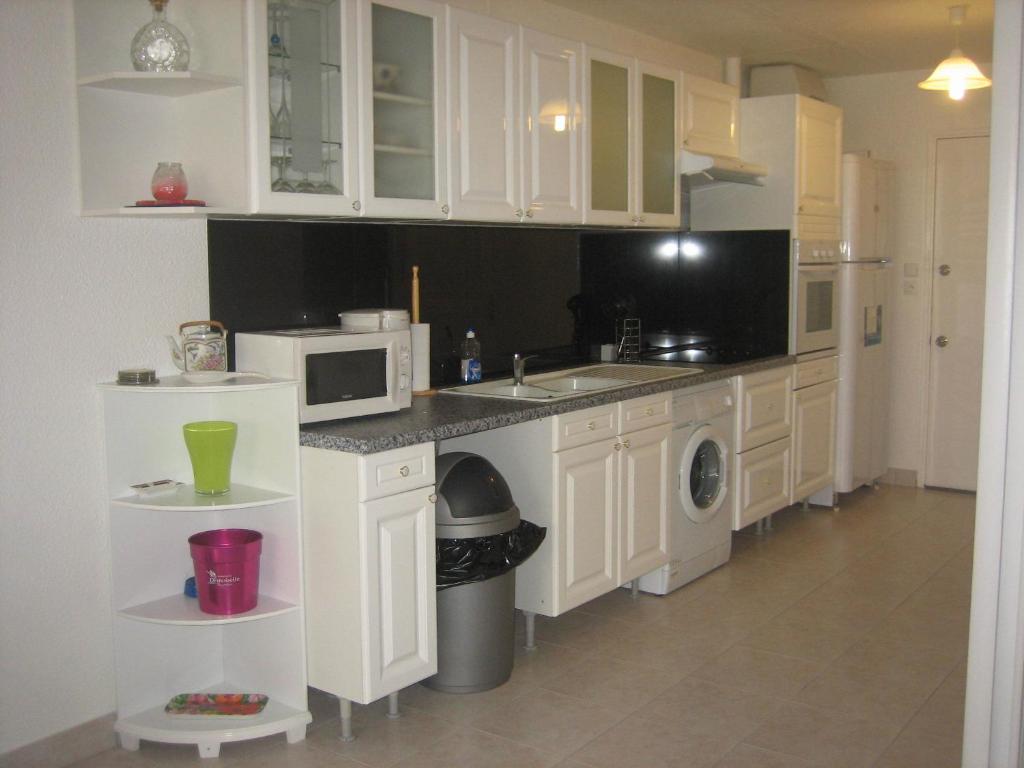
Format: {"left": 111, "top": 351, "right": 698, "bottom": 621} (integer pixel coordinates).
{"left": 440, "top": 363, "right": 704, "bottom": 401}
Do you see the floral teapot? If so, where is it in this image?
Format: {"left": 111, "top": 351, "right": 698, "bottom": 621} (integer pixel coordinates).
{"left": 167, "top": 321, "right": 228, "bottom": 372}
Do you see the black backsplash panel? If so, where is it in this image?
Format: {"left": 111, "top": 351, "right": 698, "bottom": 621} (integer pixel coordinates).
{"left": 209, "top": 220, "right": 581, "bottom": 383}
{"left": 208, "top": 220, "right": 790, "bottom": 383}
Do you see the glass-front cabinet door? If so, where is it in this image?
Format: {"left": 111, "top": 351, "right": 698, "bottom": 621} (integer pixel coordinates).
{"left": 636, "top": 61, "right": 679, "bottom": 227}
{"left": 248, "top": 0, "right": 360, "bottom": 215}
{"left": 358, "top": 0, "right": 448, "bottom": 218}
{"left": 584, "top": 47, "right": 634, "bottom": 226}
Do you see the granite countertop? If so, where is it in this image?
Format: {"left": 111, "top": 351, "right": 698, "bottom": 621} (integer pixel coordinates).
{"left": 300, "top": 355, "right": 796, "bottom": 454}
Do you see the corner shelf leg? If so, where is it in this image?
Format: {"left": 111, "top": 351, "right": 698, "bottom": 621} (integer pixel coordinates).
{"left": 339, "top": 698, "right": 355, "bottom": 742}
{"left": 118, "top": 734, "right": 140, "bottom": 751}
{"left": 197, "top": 742, "right": 220, "bottom": 759}
{"left": 631, "top": 580, "right": 640, "bottom": 599}
{"left": 386, "top": 691, "right": 401, "bottom": 719}
{"left": 523, "top": 610, "right": 537, "bottom": 651}
{"left": 286, "top": 724, "right": 306, "bottom": 743}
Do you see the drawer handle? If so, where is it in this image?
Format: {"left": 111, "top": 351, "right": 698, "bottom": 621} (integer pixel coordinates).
{"left": 428, "top": 493, "right": 437, "bottom": 504}
{"left": 644, "top": 407, "right": 653, "bottom": 416}
{"left": 399, "top": 465, "right": 410, "bottom": 477}
{"left": 587, "top": 421, "right": 596, "bottom": 431}
{"left": 767, "top": 404, "right": 774, "bottom": 411}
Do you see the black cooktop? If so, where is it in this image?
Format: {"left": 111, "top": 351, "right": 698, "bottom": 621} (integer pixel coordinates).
{"left": 639, "top": 334, "right": 774, "bottom": 366}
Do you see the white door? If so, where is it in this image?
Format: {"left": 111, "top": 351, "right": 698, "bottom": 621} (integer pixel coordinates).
{"left": 796, "top": 97, "right": 842, "bottom": 218}
{"left": 555, "top": 439, "right": 618, "bottom": 611}
{"left": 361, "top": 488, "right": 437, "bottom": 699}
{"left": 925, "top": 134, "right": 990, "bottom": 491}
{"left": 791, "top": 380, "right": 837, "bottom": 502}
{"left": 635, "top": 61, "right": 680, "bottom": 227}
{"left": 446, "top": 8, "right": 518, "bottom": 222}
{"left": 681, "top": 74, "right": 739, "bottom": 158}
{"left": 617, "top": 424, "right": 670, "bottom": 584}
{"left": 358, "top": 0, "right": 448, "bottom": 219}
{"left": 520, "top": 28, "right": 581, "bottom": 224}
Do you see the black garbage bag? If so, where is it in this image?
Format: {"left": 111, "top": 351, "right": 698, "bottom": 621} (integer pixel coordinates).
{"left": 436, "top": 520, "right": 546, "bottom": 590}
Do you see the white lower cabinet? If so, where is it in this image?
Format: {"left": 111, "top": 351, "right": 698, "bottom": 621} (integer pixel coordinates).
{"left": 441, "top": 392, "right": 670, "bottom": 617}
{"left": 300, "top": 444, "right": 436, "bottom": 736}
{"left": 731, "top": 366, "right": 794, "bottom": 530}
{"left": 790, "top": 356, "right": 839, "bottom": 503}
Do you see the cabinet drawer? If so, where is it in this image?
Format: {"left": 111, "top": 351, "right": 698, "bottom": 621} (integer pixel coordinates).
{"left": 733, "top": 366, "right": 794, "bottom": 452}
{"left": 358, "top": 444, "right": 435, "bottom": 502}
{"left": 618, "top": 393, "right": 672, "bottom": 434}
{"left": 733, "top": 437, "right": 791, "bottom": 530}
{"left": 794, "top": 356, "right": 838, "bottom": 389}
{"left": 796, "top": 214, "right": 841, "bottom": 241}
{"left": 552, "top": 404, "right": 617, "bottom": 452}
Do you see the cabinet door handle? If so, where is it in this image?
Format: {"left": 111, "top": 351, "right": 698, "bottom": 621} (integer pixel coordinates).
{"left": 352, "top": 200, "right": 361, "bottom": 211}
{"left": 622, "top": 438, "right": 631, "bottom": 448}
{"left": 644, "top": 407, "right": 653, "bottom": 416}
{"left": 614, "top": 442, "right": 622, "bottom": 451}
{"left": 514, "top": 208, "right": 524, "bottom": 218}
{"left": 587, "top": 421, "right": 596, "bottom": 431}
{"left": 428, "top": 493, "right": 437, "bottom": 504}
{"left": 399, "top": 465, "right": 410, "bottom": 477}
{"left": 441, "top": 204, "right": 450, "bottom": 215}
{"left": 525, "top": 208, "right": 534, "bottom": 218}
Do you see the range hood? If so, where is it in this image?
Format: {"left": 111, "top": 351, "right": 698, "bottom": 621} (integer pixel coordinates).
{"left": 681, "top": 150, "right": 767, "bottom": 187}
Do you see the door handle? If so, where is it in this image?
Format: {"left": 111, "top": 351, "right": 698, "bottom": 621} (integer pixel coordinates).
{"left": 939, "top": 264, "right": 951, "bottom": 276}
{"left": 936, "top": 335, "right": 950, "bottom": 348}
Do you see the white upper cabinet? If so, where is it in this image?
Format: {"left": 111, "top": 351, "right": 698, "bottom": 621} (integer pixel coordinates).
{"left": 247, "top": 0, "right": 360, "bottom": 216}
{"left": 636, "top": 61, "right": 680, "bottom": 227}
{"left": 584, "top": 48, "right": 679, "bottom": 227}
{"left": 796, "top": 96, "right": 842, "bottom": 217}
{"left": 681, "top": 74, "right": 739, "bottom": 158}
{"left": 358, "top": 0, "right": 448, "bottom": 218}
{"left": 446, "top": 8, "right": 519, "bottom": 222}
{"left": 519, "top": 29, "right": 582, "bottom": 224}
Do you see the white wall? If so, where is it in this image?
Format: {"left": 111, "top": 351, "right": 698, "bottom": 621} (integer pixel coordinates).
{"left": 825, "top": 69, "right": 991, "bottom": 481}
{"left": 0, "top": 0, "right": 721, "bottom": 758}
{"left": 0, "top": 1, "right": 210, "bottom": 755}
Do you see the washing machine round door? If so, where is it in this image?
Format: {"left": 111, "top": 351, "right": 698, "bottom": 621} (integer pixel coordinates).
{"left": 680, "top": 424, "right": 728, "bottom": 523}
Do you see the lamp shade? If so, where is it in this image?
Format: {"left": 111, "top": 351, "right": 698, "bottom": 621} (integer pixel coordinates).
{"left": 918, "top": 48, "right": 992, "bottom": 100}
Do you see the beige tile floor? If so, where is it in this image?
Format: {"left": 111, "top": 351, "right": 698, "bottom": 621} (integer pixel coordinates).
{"left": 72, "top": 485, "right": 974, "bottom": 768}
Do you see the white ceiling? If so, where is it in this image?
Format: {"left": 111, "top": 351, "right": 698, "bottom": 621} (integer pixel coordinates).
{"left": 542, "top": 0, "right": 994, "bottom": 78}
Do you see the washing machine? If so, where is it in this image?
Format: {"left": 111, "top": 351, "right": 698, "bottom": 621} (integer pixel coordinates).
{"left": 637, "top": 380, "right": 734, "bottom": 595}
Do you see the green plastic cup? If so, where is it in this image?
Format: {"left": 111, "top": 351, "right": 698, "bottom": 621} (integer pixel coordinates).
{"left": 183, "top": 421, "right": 238, "bottom": 495}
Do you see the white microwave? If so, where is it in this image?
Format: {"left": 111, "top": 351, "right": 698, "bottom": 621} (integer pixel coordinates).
{"left": 235, "top": 328, "right": 412, "bottom": 422}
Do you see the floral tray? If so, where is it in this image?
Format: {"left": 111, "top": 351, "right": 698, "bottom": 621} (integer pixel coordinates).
{"left": 165, "top": 693, "right": 268, "bottom": 717}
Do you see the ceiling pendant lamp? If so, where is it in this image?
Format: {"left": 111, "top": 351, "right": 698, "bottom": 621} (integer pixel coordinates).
{"left": 918, "top": 5, "right": 991, "bottom": 101}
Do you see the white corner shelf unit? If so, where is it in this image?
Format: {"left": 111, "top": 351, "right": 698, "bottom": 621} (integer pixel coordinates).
{"left": 72, "top": 0, "right": 249, "bottom": 216}
{"left": 99, "top": 375, "right": 310, "bottom": 759}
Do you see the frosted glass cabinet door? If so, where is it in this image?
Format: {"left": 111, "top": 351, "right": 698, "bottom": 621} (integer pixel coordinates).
{"left": 359, "top": 0, "right": 448, "bottom": 218}
{"left": 248, "top": 0, "right": 360, "bottom": 215}
{"left": 636, "top": 62, "right": 679, "bottom": 227}
{"left": 520, "top": 28, "right": 582, "bottom": 224}
{"left": 585, "top": 48, "right": 634, "bottom": 226}
{"left": 446, "top": 8, "right": 518, "bottom": 222}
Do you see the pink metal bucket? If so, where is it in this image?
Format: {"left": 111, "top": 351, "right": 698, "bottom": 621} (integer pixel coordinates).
{"left": 188, "top": 529, "right": 262, "bottom": 615}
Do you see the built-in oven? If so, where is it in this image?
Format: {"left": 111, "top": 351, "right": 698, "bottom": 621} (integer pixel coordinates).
{"left": 793, "top": 239, "right": 840, "bottom": 355}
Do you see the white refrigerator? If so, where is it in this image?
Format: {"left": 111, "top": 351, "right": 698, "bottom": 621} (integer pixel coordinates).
{"left": 835, "top": 153, "right": 892, "bottom": 493}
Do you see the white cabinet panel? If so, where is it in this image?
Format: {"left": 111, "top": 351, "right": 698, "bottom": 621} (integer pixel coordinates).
{"left": 447, "top": 8, "right": 518, "bottom": 221}
{"left": 520, "top": 28, "right": 582, "bottom": 223}
{"left": 733, "top": 437, "right": 791, "bottom": 530}
{"left": 797, "top": 97, "right": 842, "bottom": 217}
{"left": 682, "top": 74, "right": 739, "bottom": 159}
{"left": 556, "top": 439, "right": 618, "bottom": 611}
{"left": 362, "top": 489, "right": 437, "bottom": 699}
{"left": 618, "top": 423, "right": 670, "bottom": 584}
{"left": 791, "top": 379, "right": 837, "bottom": 502}
{"left": 358, "top": 0, "right": 448, "bottom": 218}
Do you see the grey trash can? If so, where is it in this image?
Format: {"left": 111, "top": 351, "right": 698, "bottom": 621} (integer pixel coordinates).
{"left": 423, "top": 452, "right": 523, "bottom": 694}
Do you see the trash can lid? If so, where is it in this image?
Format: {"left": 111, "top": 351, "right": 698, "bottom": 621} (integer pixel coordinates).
{"left": 435, "top": 452, "right": 521, "bottom": 536}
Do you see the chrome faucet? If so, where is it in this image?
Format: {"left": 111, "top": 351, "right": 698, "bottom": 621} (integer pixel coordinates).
{"left": 512, "top": 353, "right": 536, "bottom": 385}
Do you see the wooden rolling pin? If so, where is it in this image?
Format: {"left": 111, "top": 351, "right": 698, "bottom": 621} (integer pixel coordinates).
{"left": 411, "top": 265, "right": 420, "bottom": 324}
